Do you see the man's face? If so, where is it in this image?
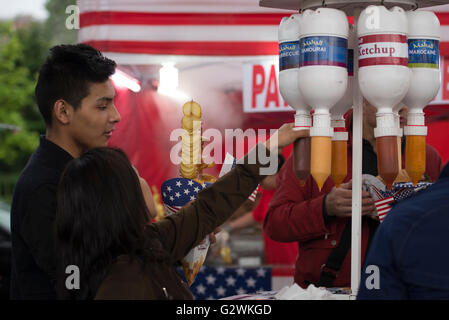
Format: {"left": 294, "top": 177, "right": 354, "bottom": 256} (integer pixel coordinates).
{"left": 68, "top": 79, "right": 120, "bottom": 151}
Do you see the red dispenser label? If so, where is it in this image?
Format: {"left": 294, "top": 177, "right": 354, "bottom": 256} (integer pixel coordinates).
{"left": 358, "top": 34, "right": 408, "bottom": 67}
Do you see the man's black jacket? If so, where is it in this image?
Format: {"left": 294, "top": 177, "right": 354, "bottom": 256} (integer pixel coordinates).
{"left": 10, "top": 136, "right": 72, "bottom": 299}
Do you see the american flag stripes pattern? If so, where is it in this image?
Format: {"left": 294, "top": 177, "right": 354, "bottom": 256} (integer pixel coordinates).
{"left": 77, "top": 0, "right": 294, "bottom": 64}
{"left": 374, "top": 197, "right": 395, "bottom": 222}
{"left": 77, "top": 1, "right": 449, "bottom": 65}
{"left": 177, "top": 266, "right": 271, "bottom": 300}
{"left": 373, "top": 181, "right": 433, "bottom": 222}
{"left": 248, "top": 187, "right": 259, "bottom": 202}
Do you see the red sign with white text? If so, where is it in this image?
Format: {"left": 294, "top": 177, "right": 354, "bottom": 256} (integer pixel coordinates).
{"left": 243, "top": 62, "right": 291, "bottom": 113}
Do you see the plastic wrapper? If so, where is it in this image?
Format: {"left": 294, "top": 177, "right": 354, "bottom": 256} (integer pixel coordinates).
{"left": 161, "top": 177, "right": 212, "bottom": 285}
{"left": 181, "top": 237, "right": 210, "bottom": 286}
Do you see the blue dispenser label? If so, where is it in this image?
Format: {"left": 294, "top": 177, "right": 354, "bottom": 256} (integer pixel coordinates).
{"left": 279, "top": 41, "right": 300, "bottom": 72}
{"left": 300, "top": 36, "right": 347, "bottom": 68}
{"left": 408, "top": 39, "right": 439, "bottom": 68}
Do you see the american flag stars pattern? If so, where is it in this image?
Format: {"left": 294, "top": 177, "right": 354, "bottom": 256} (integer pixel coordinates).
{"left": 161, "top": 178, "right": 211, "bottom": 215}
{"left": 177, "top": 266, "right": 272, "bottom": 300}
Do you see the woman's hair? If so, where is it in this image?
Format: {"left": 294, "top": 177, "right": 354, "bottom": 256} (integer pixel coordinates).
{"left": 56, "top": 147, "right": 163, "bottom": 299}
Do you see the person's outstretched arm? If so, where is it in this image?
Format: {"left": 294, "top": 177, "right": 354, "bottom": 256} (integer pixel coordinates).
{"left": 150, "top": 124, "right": 308, "bottom": 262}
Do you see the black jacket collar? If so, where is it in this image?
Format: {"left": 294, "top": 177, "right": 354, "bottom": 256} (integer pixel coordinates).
{"left": 36, "top": 135, "right": 74, "bottom": 172}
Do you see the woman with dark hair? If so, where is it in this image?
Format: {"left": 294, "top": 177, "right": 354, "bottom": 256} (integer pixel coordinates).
{"left": 56, "top": 124, "right": 308, "bottom": 300}
{"left": 56, "top": 147, "right": 157, "bottom": 299}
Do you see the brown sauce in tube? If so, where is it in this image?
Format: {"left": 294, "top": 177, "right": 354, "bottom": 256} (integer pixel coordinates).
{"left": 377, "top": 136, "right": 399, "bottom": 190}
{"left": 293, "top": 137, "right": 311, "bottom": 185}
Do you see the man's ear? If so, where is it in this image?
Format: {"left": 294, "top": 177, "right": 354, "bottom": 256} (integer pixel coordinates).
{"left": 53, "top": 100, "right": 72, "bottom": 125}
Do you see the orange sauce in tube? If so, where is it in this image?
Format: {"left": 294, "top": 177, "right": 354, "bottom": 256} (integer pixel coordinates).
{"left": 311, "top": 136, "right": 331, "bottom": 191}
{"left": 405, "top": 135, "right": 426, "bottom": 186}
{"left": 331, "top": 140, "right": 347, "bottom": 188}
{"left": 377, "top": 136, "right": 399, "bottom": 190}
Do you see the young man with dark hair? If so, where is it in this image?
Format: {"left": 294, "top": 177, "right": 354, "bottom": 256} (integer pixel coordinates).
{"left": 10, "top": 44, "right": 121, "bottom": 299}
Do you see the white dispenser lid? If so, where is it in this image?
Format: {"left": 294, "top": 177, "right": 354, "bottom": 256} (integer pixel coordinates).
{"left": 300, "top": 7, "right": 348, "bottom": 38}
{"left": 358, "top": 6, "right": 407, "bottom": 36}
{"left": 407, "top": 10, "right": 440, "bottom": 39}
{"left": 279, "top": 13, "right": 302, "bottom": 42}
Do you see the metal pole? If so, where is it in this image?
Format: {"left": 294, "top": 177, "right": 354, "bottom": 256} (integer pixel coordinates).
{"left": 351, "top": 6, "right": 363, "bottom": 299}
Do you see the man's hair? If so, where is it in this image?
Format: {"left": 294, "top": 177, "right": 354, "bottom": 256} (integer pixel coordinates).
{"left": 35, "top": 44, "right": 116, "bottom": 126}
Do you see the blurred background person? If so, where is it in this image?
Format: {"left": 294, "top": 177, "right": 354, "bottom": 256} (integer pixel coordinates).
{"left": 264, "top": 100, "right": 442, "bottom": 289}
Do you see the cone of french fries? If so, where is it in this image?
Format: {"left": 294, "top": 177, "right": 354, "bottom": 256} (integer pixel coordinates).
{"left": 161, "top": 100, "right": 217, "bottom": 285}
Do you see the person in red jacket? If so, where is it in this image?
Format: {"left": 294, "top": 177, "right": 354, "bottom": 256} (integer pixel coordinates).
{"left": 263, "top": 99, "right": 443, "bottom": 289}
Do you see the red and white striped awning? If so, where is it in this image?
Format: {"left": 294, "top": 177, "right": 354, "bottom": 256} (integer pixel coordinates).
{"left": 78, "top": 0, "right": 449, "bottom": 64}
{"left": 78, "top": 0, "right": 293, "bottom": 64}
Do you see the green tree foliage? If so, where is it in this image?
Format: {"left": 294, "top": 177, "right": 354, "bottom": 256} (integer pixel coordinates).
{"left": 1, "top": 0, "right": 79, "bottom": 200}
{"left": 0, "top": 21, "right": 43, "bottom": 173}
{"left": 45, "top": 0, "right": 78, "bottom": 45}
{"left": 16, "top": 21, "right": 50, "bottom": 133}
